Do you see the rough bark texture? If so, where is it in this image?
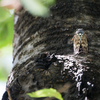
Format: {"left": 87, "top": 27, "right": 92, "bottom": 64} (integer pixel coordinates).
{"left": 5, "top": 0, "right": 100, "bottom": 100}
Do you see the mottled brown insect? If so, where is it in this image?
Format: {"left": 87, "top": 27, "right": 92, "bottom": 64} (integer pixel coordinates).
{"left": 72, "top": 29, "right": 88, "bottom": 54}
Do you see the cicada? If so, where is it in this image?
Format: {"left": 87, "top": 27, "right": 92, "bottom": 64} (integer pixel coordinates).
{"left": 72, "top": 29, "right": 88, "bottom": 54}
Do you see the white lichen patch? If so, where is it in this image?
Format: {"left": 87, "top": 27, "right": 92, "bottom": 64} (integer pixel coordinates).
{"left": 55, "top": 54, "right": 94, "bottom": 99}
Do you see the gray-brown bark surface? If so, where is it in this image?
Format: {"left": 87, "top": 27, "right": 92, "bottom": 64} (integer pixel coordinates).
{"left": 5, "top": 0, "right": 100, "bottom": 100}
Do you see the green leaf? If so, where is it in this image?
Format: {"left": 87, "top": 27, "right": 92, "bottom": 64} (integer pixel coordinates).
{"left": 0, "top": 6, "right": 14, "bottom": 48}
{"left": 27, "top": 88, "right": 63, "bottom": 100}
{"left": 20, "top": 0, "right": 55, "bottom": 17}
{"left": 0, "top": 7, "right": 10, "bottom": 22}
{"left": 0, "top": 14, "right": 14, "bottom": 48}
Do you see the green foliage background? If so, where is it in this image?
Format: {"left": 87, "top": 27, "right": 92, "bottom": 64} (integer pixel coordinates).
{"left": 0, "top": 7, "right": 14, "bottom": 48}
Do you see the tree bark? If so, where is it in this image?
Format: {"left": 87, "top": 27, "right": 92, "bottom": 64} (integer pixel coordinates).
{"left": 4, "top": 0, "right": 100, "bottom": 100}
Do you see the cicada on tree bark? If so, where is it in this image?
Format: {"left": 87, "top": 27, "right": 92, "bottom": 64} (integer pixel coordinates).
{"left": 72, "top": 29, "right": 88, "bottom": 54}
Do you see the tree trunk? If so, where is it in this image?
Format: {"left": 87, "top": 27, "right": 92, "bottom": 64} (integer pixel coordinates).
{"left": 4, "top": 0, "right": 100, "bottom": 100}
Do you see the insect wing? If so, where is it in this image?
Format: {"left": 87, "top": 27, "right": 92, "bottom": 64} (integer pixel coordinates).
{"left": 73, "top": 34, "right": 81, "bottom": 54}
{"left": 81, "top": 34, "right": 88, "bottom": 53}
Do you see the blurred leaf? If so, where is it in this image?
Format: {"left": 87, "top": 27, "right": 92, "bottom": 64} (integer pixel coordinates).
{"left": 27, "top": 88, "right": 63, "bottom": 100}
{"left": 20, "top": 0, "right": 49, "bottom": 17}
{"left": 0, "top": 8, "right": 14, "bottom": 48}
{"left": 20, "top": 0, "right": 55, "bottom": 17}
{"left": 0, "top": 7, "right": 10, "bottom": 22}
